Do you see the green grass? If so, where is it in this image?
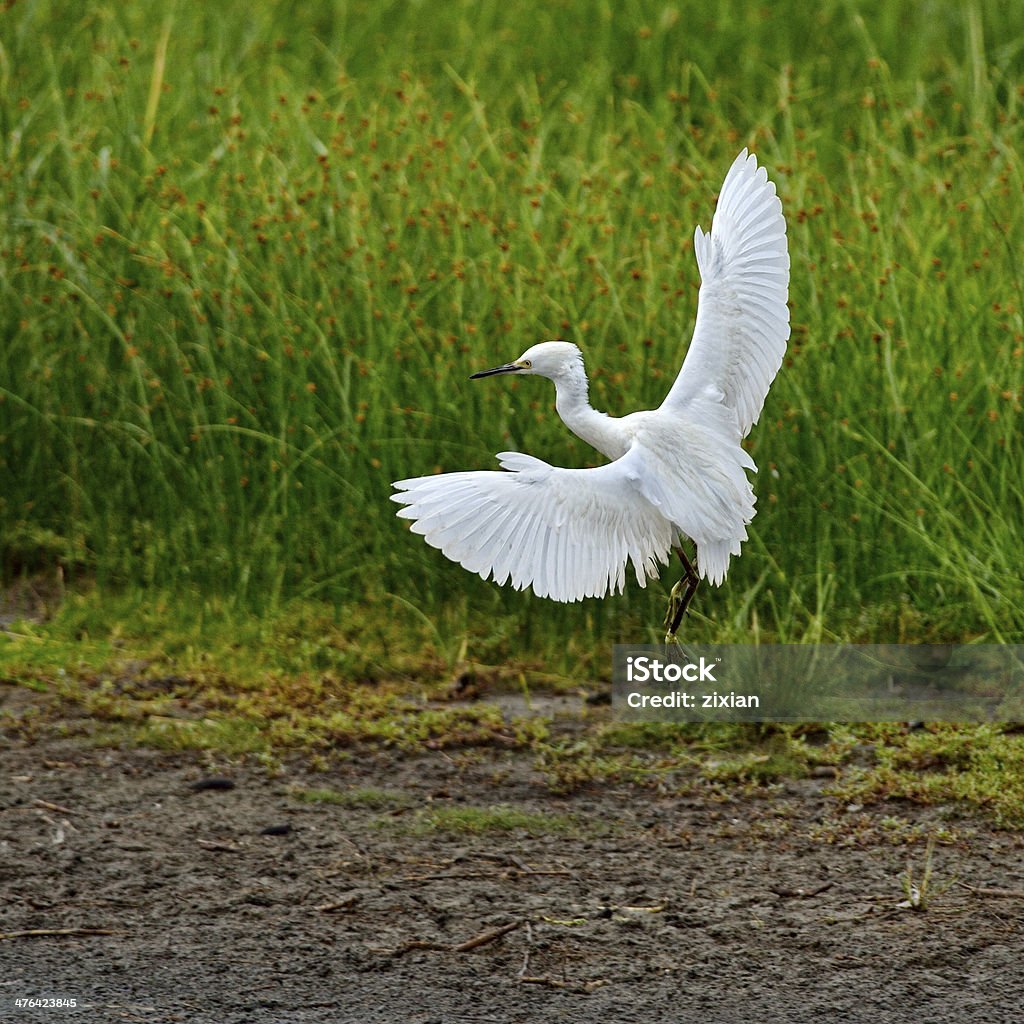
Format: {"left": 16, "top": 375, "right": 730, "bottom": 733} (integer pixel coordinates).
{"left": 3, "top": 602, "right": 1024, "bottom": 829}
{"left": 0, "top": 590, "right": 551, "bottom": 756}
{"left": 406, "top": 804, "right": 586, "bottom": 837}
{"left": 2, "top": 0, "right": 1024, "bottom": 669}
{"left": 291, "top": 786, "right": 416, "bottom": 811}
{"left": 827, "top": 723, "right": 1024, "bottom": 829}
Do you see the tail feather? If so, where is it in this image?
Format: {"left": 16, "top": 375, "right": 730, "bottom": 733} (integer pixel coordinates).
{"left": 696, "top": 536, "right": 745, "bottom": 586}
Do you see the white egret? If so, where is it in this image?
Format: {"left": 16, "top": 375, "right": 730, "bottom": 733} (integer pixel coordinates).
{"left": 392, "top": 149, "right": 789, "bottom": 640}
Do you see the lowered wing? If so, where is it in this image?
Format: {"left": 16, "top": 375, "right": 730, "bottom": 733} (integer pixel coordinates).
{"left": 391, "top": 449, "right": 675, "bottom": 602}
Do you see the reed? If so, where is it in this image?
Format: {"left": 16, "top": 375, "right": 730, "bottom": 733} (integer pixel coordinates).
{"left": 2, "top": 0, "right": 1022, "bottom": 655}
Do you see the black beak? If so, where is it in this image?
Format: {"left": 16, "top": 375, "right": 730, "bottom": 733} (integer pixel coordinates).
{"left": 469, "top": 363, "right": 521, "bottom": 380}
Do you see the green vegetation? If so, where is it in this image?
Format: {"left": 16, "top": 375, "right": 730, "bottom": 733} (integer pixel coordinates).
{"left": 0, "top": 593, "right": 551, "bottom": 756}
{"left": 3, "top": 606, "right": 1024, "bottom": 828}
{"left": 406, "top": 804, "right": 586, "bottom": 838}
{"left": 291, "top": 786, "right": 416, "bottom": 811}
{"left": 2, "top": 3, "right": 1024, "bottom": 829}
{"left": 2, "top": 0, "right": 1022, "bottom": 651}
{"left": 827, "top": 722, "right": 1024, "bottom": 829}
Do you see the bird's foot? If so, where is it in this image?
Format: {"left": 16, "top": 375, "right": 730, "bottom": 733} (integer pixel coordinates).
{"left": 663, "top": 567, "right": 699, "bottom": 644}
{"left": 663, "top": 578, "right": 688, "bottom": 645}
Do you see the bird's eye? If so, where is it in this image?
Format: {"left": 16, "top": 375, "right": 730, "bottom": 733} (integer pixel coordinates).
{"left": 522, "top": 360, "right": 532, "bottom": 368}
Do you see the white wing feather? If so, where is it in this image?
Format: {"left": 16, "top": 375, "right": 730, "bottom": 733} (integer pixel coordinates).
{"left": 661, "top": 149, "right": 790, "bottom": 437}
{"left": 391, "top": 449, "right": 675, "bottom": 602}
{"left": 393, "top": 150, "right": 788, "bottom": 600}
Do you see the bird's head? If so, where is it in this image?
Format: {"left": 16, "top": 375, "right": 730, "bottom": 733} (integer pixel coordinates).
{"left": 470, "top": 341, "right": 584, "bottom": 382}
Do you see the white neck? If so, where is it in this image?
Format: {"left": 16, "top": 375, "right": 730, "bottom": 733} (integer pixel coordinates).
{"left": 551, "top": 361, "right": 628, "bottom": 460}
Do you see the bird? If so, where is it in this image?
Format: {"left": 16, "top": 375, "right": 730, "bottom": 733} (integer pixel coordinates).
{"left": 391, "top": 149, "right": 789, "bottom": 640}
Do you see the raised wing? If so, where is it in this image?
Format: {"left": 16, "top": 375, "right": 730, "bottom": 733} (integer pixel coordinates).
{"left": 661, "top": 149, "right": 790, "bottom": 437}
{"left": 391, "top": 449, "right": 675, "bottom": 602}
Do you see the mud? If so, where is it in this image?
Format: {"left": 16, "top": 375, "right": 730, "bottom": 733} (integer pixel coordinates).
{"left": 2, "top": 725, "right": 1023, "bottom": 1022}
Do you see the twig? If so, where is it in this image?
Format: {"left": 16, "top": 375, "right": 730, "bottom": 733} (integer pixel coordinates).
{"left": 315, "top": 896, "right": 361, "bottom": 913}
{"left": 472, "top": 851, "right": 532, "bottom": 871}
{"left": 453, "top": 919, "right": 523, "bottom": 952}
{"left": 518, "top": 920, "right": 534, "bottom": 978}
{"left": 33, "top": 799, "right": 80, "bottom": 816}
{"left": 958, "top": 882, "right": 1024, "bottom": 899}
{"left": 390, "top": 920, "right": 524, "bottom": 957}
{"left": 196, "top": 839, "right": 242, "bottom": 853}
{"left": 391, "top": 868, "right": 571, "bottom": 885}
{"left": 519, "top": 976, "right": 608, "bottom": 993}
{"left": 509, "top": 868, "right": 573, "bottom": 878}
{"left": 390, "top": 871, "right": 512, "bottom": 884}
{"left": 457, "top": 852, "right": 574, "bottom": 877}
{"left": 0, "top": 928, "right": 117, "bottom": 941}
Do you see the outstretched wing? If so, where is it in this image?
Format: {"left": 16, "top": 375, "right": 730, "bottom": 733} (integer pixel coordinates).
{"left": 661, "top": 149, "right": 790, "bottom": 437}
{"left": 391, "top": 449, "right": 675, "bottom": 602}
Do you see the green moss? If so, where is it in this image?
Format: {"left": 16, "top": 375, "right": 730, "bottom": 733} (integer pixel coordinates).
{"left": 828, "top": 725, "right": 1024, "bottom": 829}
{"left": 407, "top": 804, "right": 586, "bottom": 837}
{"left": 3, "top": 592, "right": 1024, "bottom": 830}
{"left": 291, "top": 786, "right": 415, "bottom": 810}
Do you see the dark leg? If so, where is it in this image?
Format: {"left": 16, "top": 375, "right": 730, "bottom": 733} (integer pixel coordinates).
{"left": 663, "top": 545, "right": 700, "bottom": 643}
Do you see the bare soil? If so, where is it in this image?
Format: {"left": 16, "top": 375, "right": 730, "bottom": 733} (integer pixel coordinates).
{"left": 2, "top": 702, "right": 1023, "bottom": 1023}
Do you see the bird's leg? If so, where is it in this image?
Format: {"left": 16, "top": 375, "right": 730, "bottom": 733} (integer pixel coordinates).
{"left": 663, "top": 546, "right": 700, "bottom": 644}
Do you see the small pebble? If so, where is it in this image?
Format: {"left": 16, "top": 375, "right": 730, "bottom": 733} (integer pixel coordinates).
{"left": 260, "top": 824, "right": 292, "bottom": 836}
{"left": 189, "top": 777, "right": 236, "bottom": 792}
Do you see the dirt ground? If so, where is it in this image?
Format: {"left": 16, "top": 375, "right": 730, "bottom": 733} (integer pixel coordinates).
{"left": 2, "top": 699, "right": 1024, "bottom": 1024}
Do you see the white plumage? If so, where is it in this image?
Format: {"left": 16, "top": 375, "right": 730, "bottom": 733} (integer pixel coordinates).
{"left": 392, "top": 149, "right": 790, "bottom": 607}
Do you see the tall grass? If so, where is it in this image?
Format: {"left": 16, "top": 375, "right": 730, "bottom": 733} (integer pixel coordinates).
{"left": 2, "top": 0, "right": 1023, "bottom": 656}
